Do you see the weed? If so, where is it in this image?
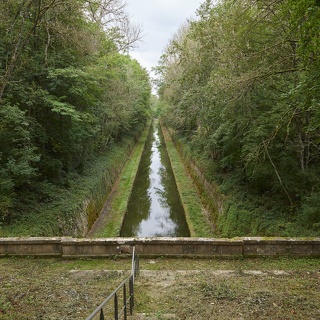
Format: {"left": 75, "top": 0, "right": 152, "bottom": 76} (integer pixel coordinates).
{"left": 0, "top": 257, "right": 319, "bottom": 319}
{"left": 201, "top": 282, "right": 236, "bottom": 300}
{"left": 161, "top": 124, "right": 212, "bottom": 237}
{"left": 0, "top": 298, "right": 12, "bottom": 314}
{"left": 92, "top": 121, "right": 151, "bottom": 237}
{"left": 0, "top": 134, "right": 139, "bottom": 237}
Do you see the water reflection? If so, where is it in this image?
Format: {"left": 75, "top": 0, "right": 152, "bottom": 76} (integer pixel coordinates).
{"left": 121, "top": 121, "right": 190, "bottom": 237}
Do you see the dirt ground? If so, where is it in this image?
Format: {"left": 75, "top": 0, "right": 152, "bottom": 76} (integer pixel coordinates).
{"left": 0, "top": 257, "right": 319, "bottom": 319}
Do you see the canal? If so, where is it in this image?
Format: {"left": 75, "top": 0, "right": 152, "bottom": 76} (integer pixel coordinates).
{"left": 121, "top": 121, "right": 190, "bottom": 237}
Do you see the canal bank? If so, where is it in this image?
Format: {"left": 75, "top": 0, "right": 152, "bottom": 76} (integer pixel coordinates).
{"left": 121, "top": 121, "right": 190, "bottom": 237}
{"left": 88, "top": 119, "right": 213, "bottom": 238}
{"left": 161, "top": 123, "right": 214, "bottom": 237}
{"left": 87, "top": 121, "right": 152, "bottom": 238}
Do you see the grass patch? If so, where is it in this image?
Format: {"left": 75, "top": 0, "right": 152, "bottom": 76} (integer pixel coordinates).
{"left": 161, "top": 124, "right": 213, "bottom": 237}
{"left": 0, "top": 256, "right": 318, "bottom": 319}
{"left": 92, "top": 121, "right": 152, "bottom": 237}
{"left": 0, "top": 129, "right": 143, "bottom": 237}
{"left": 172, "top": 134, "right": 320, "bottom": 238}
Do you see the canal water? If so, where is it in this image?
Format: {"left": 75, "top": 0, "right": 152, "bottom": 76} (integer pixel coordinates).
{"left": 121, "top": 121, "right": 190, "bottom": 237}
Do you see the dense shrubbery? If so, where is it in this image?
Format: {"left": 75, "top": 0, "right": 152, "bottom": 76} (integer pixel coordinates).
{"left": 0, "top": 0, "right": 151, "bottom": 225}
{"left": 157, "top": 0, "right": 320, "bottom": 236}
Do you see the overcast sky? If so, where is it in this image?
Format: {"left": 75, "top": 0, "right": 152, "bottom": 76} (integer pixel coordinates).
{"left": 126, "top": 0, "right": 203, "bottom": 79}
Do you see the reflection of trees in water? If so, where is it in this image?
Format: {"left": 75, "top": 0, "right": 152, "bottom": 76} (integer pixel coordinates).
{"left": 121, "top": 122, "right": 189, "bottom": 237}
{"left": 157, "top": 126, "right": 188, "bottom": 232}
{"left": 121, "top": 125, "right": 153, "bottom": 236}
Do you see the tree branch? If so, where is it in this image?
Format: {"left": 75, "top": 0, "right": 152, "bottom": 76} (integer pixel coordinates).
{"left": 263, "top": 141, "right": 294, "bottom": 206}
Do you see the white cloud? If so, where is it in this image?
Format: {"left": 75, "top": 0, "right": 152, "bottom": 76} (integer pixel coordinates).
{"left": 126, "top": 0, "right": 203, "bottom": 78}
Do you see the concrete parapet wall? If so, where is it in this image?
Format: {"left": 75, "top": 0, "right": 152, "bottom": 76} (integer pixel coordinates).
{"left": 0, "top": 237, "right": 319, "bottom": 258}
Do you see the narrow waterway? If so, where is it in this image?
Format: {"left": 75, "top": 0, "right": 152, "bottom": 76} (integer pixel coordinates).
{"left": 121, "top": 121, "right": 190, "bottom": 237}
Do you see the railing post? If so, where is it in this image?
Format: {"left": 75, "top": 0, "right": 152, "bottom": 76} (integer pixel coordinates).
{"left": 129, "top": 276, "right": 134, "bottom": 315}
{"left": 135, "top": 254, "right": 140, "bottom": 276}
{"left": 85, "top": 246, "right": 139, "bottom": 320}
{"left": 114, "top": 293, "right": 118, "bottom": 320}
{"left": 123, "top": 283, "right": 127, "bottom": 320}
{"left": 132, "top": 247, "right": 136, "bottom": 281}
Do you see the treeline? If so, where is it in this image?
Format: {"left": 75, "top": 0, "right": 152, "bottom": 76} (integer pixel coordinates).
{"left": 157, "top": 0, "right": 320, "bottom": 236}
{"left": 0, "top": 0, "right": 151, "bottom": 223}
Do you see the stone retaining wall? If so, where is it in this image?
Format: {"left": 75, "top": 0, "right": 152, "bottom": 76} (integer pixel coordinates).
{"left": 0, "top": 237, "right": 319, "bottom": 258}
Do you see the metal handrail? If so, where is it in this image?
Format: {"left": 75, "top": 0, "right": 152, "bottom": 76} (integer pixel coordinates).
{"left": 85, "top": 246, "right": 139, "bottom": 320}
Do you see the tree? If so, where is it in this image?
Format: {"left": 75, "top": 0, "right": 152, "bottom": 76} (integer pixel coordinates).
{"left": 0, "top": 0, "right": 151, "bottom": 221}
{"left": 0, "top": 105, "right": 40, "bottom": 217}
{"left": 158, "top": 0, "right": 320, "bottom": 235}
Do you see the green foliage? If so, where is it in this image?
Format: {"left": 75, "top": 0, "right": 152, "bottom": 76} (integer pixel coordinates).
{"left": 286, "top": 0, "right": 320, "bottom": 67}
{"left": 93, "top": 123, "right": 151, "bottom": 237}
{"left": 0, "top": 135, "right": 138, "bottom": 236}
{"left": 157, "top": 0, "right": 320, "bottom": 236}
{"left": 201, "top": 282, "right": 236, "bottom": 300}
{"left": 0, "top": 105, "right": 40, "bottom": 219}
{"left": 0, "top": 0, "right": 151, "bottom": 225}
{"left": 162, "top": 125, "right": 213, "bottom": 237}
{"left": 299, "top": 192, "right": 320, "bottom": 230}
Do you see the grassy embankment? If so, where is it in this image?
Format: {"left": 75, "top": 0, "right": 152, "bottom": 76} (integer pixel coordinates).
{"left": 91, "top": 120, "right": 212, "bottom": 238}
{"left": 161, "top": 124, "right": 214, "bottom": 237}
{"left": 0, "top": 256, "right": 319, "bottom": 319}
{"left": 170, "top": 133, "right": 320, "bottom": 238}
{"left": 90, "top": 121, "right": 151, "bottom": 237}
{"left": 0, "top": 125, "right": 149, "bottom": 238}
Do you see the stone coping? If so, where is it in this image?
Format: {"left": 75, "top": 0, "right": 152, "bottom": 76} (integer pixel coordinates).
{"left": 0, "top": 237, "right": 319, "bottom": 258}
